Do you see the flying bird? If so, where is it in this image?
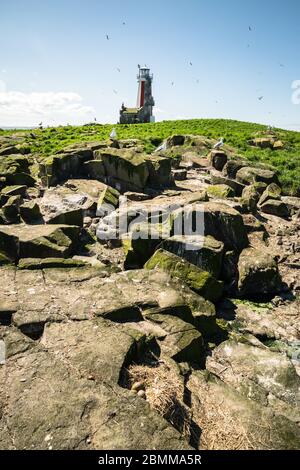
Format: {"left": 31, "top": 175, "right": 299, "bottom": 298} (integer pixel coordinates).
{"left": 258, "top": 96, "right": 264, "bottom": 101}
{"left": 249, "top": 26, "right": 252, "bottom": 31}
{"left": 117, "top": 68, "right": 121, "bottom": 72}
{"left": 122, "top": 21, "right": 126, "bottom": 25}
{"left": 279, "top": 63, "right": 284, "bottom": 68}
{"left": 213, "top": 138, "right": 224, "bottom": 149}
{"left": 189, "top": 61, "right": 193, "bottom": 66}
{"left": 196, "top": 79, "right": 200, "bottom": 83}
{"left": 106, "top": 34, "right": 110, "bottom": 40}
{"left": 113, "top": 89, "right": 118, "bottom": 94}
{"left": 171, "top": 81, "right": 174, "bottom": 86}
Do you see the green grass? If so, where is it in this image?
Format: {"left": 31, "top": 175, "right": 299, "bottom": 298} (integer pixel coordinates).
{"left": 1, "top": 118, "right": 300, "bottom": 195}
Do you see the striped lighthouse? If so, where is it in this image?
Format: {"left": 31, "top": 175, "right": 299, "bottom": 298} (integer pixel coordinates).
{"left": 119, "top": 65, "right": 155, "bottom": 124}
{"left": 136, "top": 66, "right": 155, "bottom": 122}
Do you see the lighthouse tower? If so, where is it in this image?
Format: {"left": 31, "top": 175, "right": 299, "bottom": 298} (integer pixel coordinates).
{"left": 136, "top": 66, "right": 155, "bottom": 122}
{"left": 119, "top": 65, "right": 155, "bottom": 124}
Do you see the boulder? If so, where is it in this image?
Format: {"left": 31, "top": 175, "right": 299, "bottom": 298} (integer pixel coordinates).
{"left": 258, "top": 183, "right": 282, "bottom": 207}
{"left": 223, "top": 159, "right": 247, "bottom": 179}
{"left": 97, "top": 206, "right": 148, "bottom": 242}
{"left": 0, "top": 155, "right": 35, "bottom": 186}
{"left": 0, "top": 319, "right": 191, "bottom": 450}
{"left": 145, "top": 249, "right": 223, "bottom": 302}
{"left": 97, "top": 186, "right": 120, "bottom": 217}
{"left": 99, "top": 149, "right": 150, "bottom": 190}
{"left": 47, "top": 209, "right": 84, "bottom": 227}
{"left": 39, "top": 152, "right": 90, "bottom": 187}
{"left": 172, "top": 169, "right": 187, "bottom": 181}
{"left": 146, "top": 155, "right": 173, "bottom": 187}
{"left": 187, "top": 370, "right": 300, "bottom": 450}
{"left": 0, "top": 230, "right": 18, "bottom": 262}
{"left": 207, "top": 339, "right": 300, "bottom": 414}
{"left": 171, "top": 202, "right": 248, "bottom": 252}
{"left": 58, "top": 141, "right": 108, "bottom": 156}
{"left": 250, "top": 137, "right": 275, "bottom": 149}
{"left": 39, "top": 183, "right": 100, "bottom": 221}
{"left": 281, "top": 196, "right": 300, "bottom": 215}
{"left": 260, "top": 200, "right": 290, "bottom": 219}
{"left": 18, "top": 258, "right": 88, "bottom": 270}
{"left": 20, "top": 201, "right": 43, "bottom": 224}
{"left": 182, "top": 152, "right": 210, "bottom": 168}
{"left": 1, "top": 195, "right": 21, "bottom": 223}
{"left": 273, "top": 140, "right": 285, "bottom": 150}
{"left": 207, "top": 184, "right": 235, "bottom": 199}
{"left": 211, "top": 172, "right": 245, "bottom": 196}
{"left": 240, "top": 183, "right": 267, "bottom": 213}
{"left": 145, "top": 313, "right": 205, "bottom": 365}
{"left": 0, "top": 224, "right": 80, "bottom": 260}
{"left": 1, "top": 185, "right": 27, "bottom": 197}
{"left": 166, "top": 135, "right": 186, "bottom": 147}
{"left": 83, "top": 160, "right": 106, "bottom": 180}
{"left": 210, "top": 150, "right": 228, "bottom": 171}
{"left": 122, "top": 223, "right": 170, "bottom": 269}
{"left": 238, "top": 247, "right": 281, "bottom": 296}
{"left": 160, "top": 235, "right": 224, "bottom": 278}
{"left": 236, "top": 166, "right": 279, "bottom": 186}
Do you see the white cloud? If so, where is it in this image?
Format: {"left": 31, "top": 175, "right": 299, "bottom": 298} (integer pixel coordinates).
{"left": 0, "top": 90, "right": 95, "bottom": 127}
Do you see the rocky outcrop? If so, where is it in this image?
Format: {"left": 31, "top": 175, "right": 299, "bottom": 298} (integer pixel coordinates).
{"left": 171, "top": 202, "right": 248, "bottom": 252}
{"left": 0, "top": 224, "right": 80, "bottom": 260}
{"left": 238, "top": 247, "right": 281, "bottom": 296}
{"left": 258, "top": 183, "right": 282, "bottom": 207}
{"left": 260, "top": 200, "right": 290, "bottom": 218}
{"left": 207, "top": 184, "right": 235, "bottom": 199}
{"left": 145, "top": 249, "right": 223, "bottom": 302}
{"left": 236, "top": 166, "right": 279, "bottom": 186}
{"left": 0, "top": 155, "right": 36, "bottom": 187}
{"left": 1, "top": 131, "right": 300, "bottom": 451}
{"left": 209, "top": 150, "right": 228, "bottom": 171}
{"left": 160, "top": 235, "right": 224, "bottom": 278}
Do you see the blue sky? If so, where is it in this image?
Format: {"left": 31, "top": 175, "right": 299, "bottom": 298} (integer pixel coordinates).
{"left": 1, "top": 0, "right": 300, "bottom": 129}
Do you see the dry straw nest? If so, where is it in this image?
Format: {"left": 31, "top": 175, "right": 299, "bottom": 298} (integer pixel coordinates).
{"left": 127, "top": 361, "right": 192, "bottom": 440}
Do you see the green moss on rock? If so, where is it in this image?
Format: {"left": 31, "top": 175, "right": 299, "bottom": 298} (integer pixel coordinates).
{"left": 145, "top": 248, "right": 223, "bottom": 302}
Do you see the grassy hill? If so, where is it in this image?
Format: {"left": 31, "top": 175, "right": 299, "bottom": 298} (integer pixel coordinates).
{"left": 1, "top": 118, "right": 300, "bottom": 195}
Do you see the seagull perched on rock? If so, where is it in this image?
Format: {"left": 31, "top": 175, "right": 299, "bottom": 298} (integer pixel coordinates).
{"left": 110, "top": 128, "right": 117, "bottom": 140}
{"left": 213, "top": 138, "right": 224, "bottom": 149}
{"left": 155, "top": 141, "right": 167, "bottom": 153}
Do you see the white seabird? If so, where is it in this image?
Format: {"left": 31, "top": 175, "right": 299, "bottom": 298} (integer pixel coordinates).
{"left": 110, "top": 128, "right": 117, "bottom": 140}
{"left": 213, "top": 138, "right": 224, "bottom": 149}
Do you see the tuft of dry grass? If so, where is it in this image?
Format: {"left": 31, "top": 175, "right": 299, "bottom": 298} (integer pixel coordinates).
{"left": 127, "top": 362, "right": 192, "bottom": 440}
